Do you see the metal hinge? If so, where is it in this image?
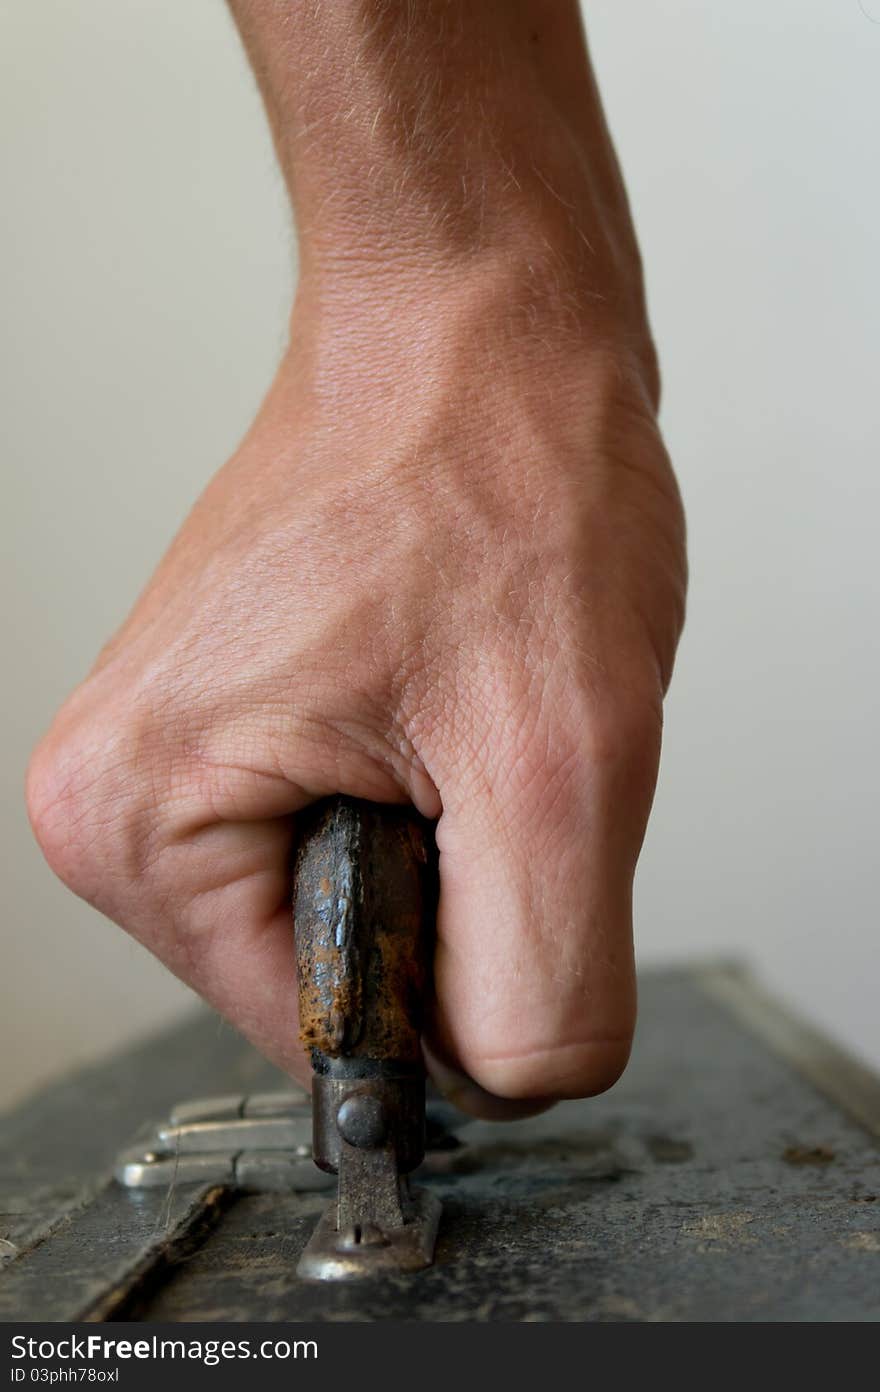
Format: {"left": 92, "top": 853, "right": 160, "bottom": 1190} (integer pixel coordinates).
{"left": 114, "top": 1090, "right": 334, "bottom": 1193}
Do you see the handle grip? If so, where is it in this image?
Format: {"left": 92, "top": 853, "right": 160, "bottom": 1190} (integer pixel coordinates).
{"left": 293, "top": 796, "right": 435, "bottom": 1065}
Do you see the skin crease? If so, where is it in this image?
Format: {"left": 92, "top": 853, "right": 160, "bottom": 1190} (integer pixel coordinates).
{"left": 26, "top": 1, "right": 687, "bottom": 1119}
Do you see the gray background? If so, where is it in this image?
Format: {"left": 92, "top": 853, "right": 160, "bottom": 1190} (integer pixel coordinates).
{"left": 2, "top": 0, "right": 877, "bottom": 1109}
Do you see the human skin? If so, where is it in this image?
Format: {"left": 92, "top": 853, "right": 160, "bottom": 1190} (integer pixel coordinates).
{"left": 27, "top": 0, "right": 687, "bottom": 1117}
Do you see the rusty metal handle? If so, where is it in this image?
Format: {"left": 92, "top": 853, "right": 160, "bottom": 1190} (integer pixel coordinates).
{"left": 293, "top": 796, "right": 435, "bottom": 1062}
{"left": 292, "top": 796, "right": 437, "bottom": 1181}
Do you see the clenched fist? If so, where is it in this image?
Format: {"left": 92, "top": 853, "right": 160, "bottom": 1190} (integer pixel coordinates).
{"left": 26, "top": 0, "right": 686, "bottom": 1116}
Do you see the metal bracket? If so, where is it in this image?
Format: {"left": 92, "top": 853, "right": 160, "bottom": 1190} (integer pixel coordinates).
{"left": 297, "top": 1184, "right": 442, "bottom": 1281}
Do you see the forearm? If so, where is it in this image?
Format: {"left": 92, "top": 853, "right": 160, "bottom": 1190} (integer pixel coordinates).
{"left": 227, "top": 0, "right": 646, "bottom": 331}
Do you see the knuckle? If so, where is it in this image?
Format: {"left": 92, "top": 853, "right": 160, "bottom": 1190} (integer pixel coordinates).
{"left": 26, "top": 726, "right": 86, "bottom": 891}
{"left": 26, "top": 694, "right": 147, "bottom": 904}
{"left": 495, "top": 680, "right": 663, "bottom": 829}
{"left": 579, "top": 686, "right": 664, "bottom": 784}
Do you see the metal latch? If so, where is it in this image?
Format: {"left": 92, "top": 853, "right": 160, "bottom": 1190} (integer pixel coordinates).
{"left": 115, "top": 1089, "right": 469, "bottom": 1193}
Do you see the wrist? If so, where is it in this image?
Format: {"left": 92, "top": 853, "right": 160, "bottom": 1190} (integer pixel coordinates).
{"left": 292, "top": 98, "right": 623, "bottom": 279}
{"left": 291, "top": 201, "right": 658, "bottom": 413}
{"left": 280, "top": 248, "right": 660, "bottom": 479}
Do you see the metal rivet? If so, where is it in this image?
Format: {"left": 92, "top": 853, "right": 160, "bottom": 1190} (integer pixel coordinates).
{"left": 336, "top": 1094, "right": 388, "bottom": 1149}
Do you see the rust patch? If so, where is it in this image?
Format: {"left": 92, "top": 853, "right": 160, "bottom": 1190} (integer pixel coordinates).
{"left": 292, "top": 798, "right": 435, "bottom": 1062}
{"left": 783, "top": 1144, "right": 836, "bottom": 1166}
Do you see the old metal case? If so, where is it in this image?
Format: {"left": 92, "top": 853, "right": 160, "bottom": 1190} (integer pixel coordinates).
{"left": 2, "top": 964, "right": 879, "bottom": 1322}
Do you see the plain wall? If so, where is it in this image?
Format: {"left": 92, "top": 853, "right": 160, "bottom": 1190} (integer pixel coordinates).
{"left": 2, "top": 0, "right": 877, "bottom": 1110}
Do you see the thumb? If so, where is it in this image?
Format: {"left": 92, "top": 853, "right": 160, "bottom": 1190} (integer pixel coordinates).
{"left": 425, "top": 690, "right": 660, "bottom": 1109}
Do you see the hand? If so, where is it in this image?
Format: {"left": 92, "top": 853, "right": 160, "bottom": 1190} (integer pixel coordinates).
{"left": 27, "top": 0, "right": 687, "bottom": 1115}
{"left": 27, "top": 236, "right": 684, "bottom": 1113}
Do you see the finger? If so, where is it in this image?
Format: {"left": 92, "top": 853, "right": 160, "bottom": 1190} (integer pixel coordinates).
{"left": 24, "top": 681, "right": 416, "bottom": 1087}
{"left": 425, "top": 689, "right": 661, "bottom": 1102}
{"left": 423, "top": 1040, "right": 554, "bottom": 1121}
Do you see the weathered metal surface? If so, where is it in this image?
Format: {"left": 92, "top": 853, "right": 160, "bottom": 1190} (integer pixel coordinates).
{"left": 310, "top": 1069, "right": 426, "bottom": 1178}
{"left": 0, "top": 1012, "right": 279, "bottom": 1319}
{"left": 292, "top": 797, "right": 434, "bottom": 1062}
{"left": 115, "top": 1090, "right": 320, "bottom": 1190}
{"left": 0, "top": 1180, "right": 233, "bottom": 1323}
{"left": 298, "top": 1187, "right": 442, "bottom": 1282}
{"left": 698, "top": 963, "right": 880, "bottom": 1142}
{"left": 1, "top": 965, "right": 879, "bottom": 1321}
{"left": 293, "top": 797, "right": 439, "bottom": 1279}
